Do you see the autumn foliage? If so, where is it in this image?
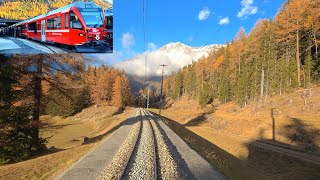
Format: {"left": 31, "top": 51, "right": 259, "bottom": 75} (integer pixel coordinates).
{"left": 0, "top": 53, "right": 132, "bottom": 163}
{"left": 0, "top": 0, "right": 112, "bottom": 20}
{"left": 83, "top": 65, "right": 131, "bottom": 108}
{"left": 164, "top": 0, "right": 320, "bottom": 107}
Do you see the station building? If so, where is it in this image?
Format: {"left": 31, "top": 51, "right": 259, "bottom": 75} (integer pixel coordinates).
{"left": 0, "top": 18, "right": 20, "bottom": 36}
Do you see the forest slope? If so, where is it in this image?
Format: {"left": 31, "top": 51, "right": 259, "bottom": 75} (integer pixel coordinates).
{"left": 153, "top": 86, "right": 320, "bottom": 178}
{"left": 0, "top": 105, "right": 131, "bottom": 180}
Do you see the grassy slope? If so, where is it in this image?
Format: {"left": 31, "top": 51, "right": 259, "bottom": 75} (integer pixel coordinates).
{"left": 151, "top": 87, "right": 320, "bottom": 178}
{"left": 0, "top": 104, "right": 132, "bottom": 180}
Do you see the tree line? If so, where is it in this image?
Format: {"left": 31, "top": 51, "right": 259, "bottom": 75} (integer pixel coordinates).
{"left": 164, "top": 0, "right": 320, "bottom": 107}
{"left": 0, "top": 54, "right": 131, "bottom": 163}
{"left": 0, "top": 0, "right": 111, "bottom": 20}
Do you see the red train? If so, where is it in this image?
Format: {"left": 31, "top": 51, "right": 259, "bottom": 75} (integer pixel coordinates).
{"left": 105, "top": 8, "right": 113, "bottom": 50}
{"left": 9, "top": 1, "right": 112, "bottom": 53}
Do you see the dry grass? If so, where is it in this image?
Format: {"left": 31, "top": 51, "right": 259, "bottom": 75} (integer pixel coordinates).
{"left": 151, "top": 86, "right": 320, "bottom": 178}
{"left": 0, "top": 104, "right": 132, "bottom": 180}
{"left": 0, "top": 143, "right": 96, "bottom": 180}
{"left": 41, "top": 104, "right": 129, "bottom": 149}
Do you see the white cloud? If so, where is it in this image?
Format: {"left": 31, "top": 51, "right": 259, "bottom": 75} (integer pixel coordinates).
{"left": 198, "top": 7, "right": 211, "bottom": 21}
{"left": 147, "top": 42, "right": 157, "bottom": 51}
{"left": 106, "top": 0, "right": 113, "bottom": 4}
{"left": 113, "top": 43, "right": 222, "bottom": 77}
{"left": 84, "top": 51, "right": 122, "bottom": 66}
{"left": 237, "top": 0, "right": 258, "bottom": 18}
{"left": 122, "top": 32, "right": 135, "bottom": 49}
{"left": 219, "top": 17, "right": 230, "bottom": 25}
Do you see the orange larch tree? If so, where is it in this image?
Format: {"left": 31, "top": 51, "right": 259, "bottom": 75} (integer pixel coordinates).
{"left": 112, "top": 75, "right": 122, "bottom": 107}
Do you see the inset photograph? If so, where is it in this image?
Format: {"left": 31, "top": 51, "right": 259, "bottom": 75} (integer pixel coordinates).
{"left": 0, "top": 0, "right": 113, "bottom": 54}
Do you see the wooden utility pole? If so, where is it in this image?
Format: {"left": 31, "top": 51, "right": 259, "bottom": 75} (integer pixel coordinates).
{"left": 147, "top": 88, "right": 149, "bottom": 111}
{"left": 159, "top": 64, "right": 167, "bottom": 115}
{"left": 271, "top": 108, "right": 275, "bottom": 141}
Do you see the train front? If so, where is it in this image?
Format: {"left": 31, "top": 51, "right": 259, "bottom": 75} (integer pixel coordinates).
{"left": 74, "top": 2, "right": 111, "bottom": 53}
{"left": 105, "top": 9, "right": 113, "bottom": 50}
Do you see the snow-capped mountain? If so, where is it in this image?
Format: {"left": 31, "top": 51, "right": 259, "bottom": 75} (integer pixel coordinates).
{"left": 114, "top": 42, "right": 223, "bottom": 77}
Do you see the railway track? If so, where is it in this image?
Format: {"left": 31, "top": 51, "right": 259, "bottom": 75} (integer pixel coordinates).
{"left": 120, "top": 108, "right": 157, "bottom": 179}
{"left": 98, "top": 108, "right": 185, "bottom": 180}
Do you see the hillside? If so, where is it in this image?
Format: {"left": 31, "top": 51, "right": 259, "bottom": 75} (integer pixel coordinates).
{"left": 153, "top": 86, "right": 320, "bottom": 178}
{"left": 114, "top": 42, "right": 223, "bottom": 77}
{"left": 127, "top": 75, "right": 161, "bottom": 97}
{"left": 0, "top": 104, "right": 132, "bottom": 179}
{"left": 163, "top": 0, "right": 320, "bottom": 109}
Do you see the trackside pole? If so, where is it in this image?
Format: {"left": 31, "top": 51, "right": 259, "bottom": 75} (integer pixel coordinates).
{"left": 159, "top": 64, "right": 167, "bottom": 116}
{"left": 147, "top": 88, "right": 149, "bottom": 111}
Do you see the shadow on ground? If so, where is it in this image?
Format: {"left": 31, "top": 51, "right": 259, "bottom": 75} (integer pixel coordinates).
{"left": 152, "top": 112, "right": 264, "bottom": 179}
{"left": 148, "top": 113, "right": 196, "bottom": 179}
{"left": 246, "top": 115, "right": 320, "bottom": 179}
{"left": 280, "top": 118, "right": 320, "bottom": 152}
{"left": 154, "top": 112, "right": 320, "bottom": 179}
{"left": 112, "top": 107, "right": 124, "bottom": 116}
{"left": 82, "top": 115, "right": 138, "bottom": 144}
{"left": 183, "top": 113, "right": 207, "bottom": 126}
{"left": 44, "top": 123, "right": 81, "bottom": 130}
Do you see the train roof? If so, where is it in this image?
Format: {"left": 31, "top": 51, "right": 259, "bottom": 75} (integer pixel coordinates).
{"left": 15, "top": 20, "right": 29, "bottom": 26}
{"left": 28, "top": 1, "right": 102, "bottom": 23}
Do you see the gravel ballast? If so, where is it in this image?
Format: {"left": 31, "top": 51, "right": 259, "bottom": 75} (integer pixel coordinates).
{"left": 97, "top": 109, "right": 142, "bottom": 180}
{"left": 57, "top": 109, "right": 139, "bottom": 180}
{"left": 147, "top": 111, "right": 186, "bottom": 179}
{"left": 122, "top": 110, "right": 156, "bottom": 179}
{"left": 98, "top": 108, "right": 226, "bottom": 180}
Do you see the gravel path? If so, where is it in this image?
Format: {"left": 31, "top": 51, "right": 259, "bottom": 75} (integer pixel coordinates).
{"left": 97, "top": 109, "right": 142, "bottom": 180}
{"left": 123, "top": 109, "right": 156, "bottom": 179}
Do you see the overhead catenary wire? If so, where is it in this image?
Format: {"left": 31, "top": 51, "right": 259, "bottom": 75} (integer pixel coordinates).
{"left": 163, "top": 0, "right": 223, "bottom": 71}
{"left": 141, "top": 0, "right": 248, "bottom": 96}
{"left": 143, "top": 0, "right": 147, "bottom": 82}
{"left": 167, "top": 0, "right": 249, "bottom": 75}
{"left": 141, "top": 0, "right": 223, "bottom": 88}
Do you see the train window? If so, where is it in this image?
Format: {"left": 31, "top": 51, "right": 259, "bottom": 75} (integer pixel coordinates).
{"left": 80, "top": 11, "right": 103, "bottom": 28}
{"left": 47, "top": 18, "right": 54, "bottom": 29}
{"left": 65, "top": 13, "right": 69, "bottom": 29}
{"left": 70, "top": 12, "right": 82, "bottom": 29}
{"left": 55, "top": 17, "right": 61, "bottom": 29}
{"left": 28, "top": 23, "right": 34, "bottom": 30}
{"left": 28, "top": 22, "right": 37, "bottom": 34}
{"left": 106, "top": 16, "right": 113, "bottom": 29}
{"left": 47, "top": 17, "right": 61, "bottom": 29}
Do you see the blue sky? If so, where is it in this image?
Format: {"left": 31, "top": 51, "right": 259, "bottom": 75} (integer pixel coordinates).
{"left": 100, "top": 0, "right": 284, "bottom": 63}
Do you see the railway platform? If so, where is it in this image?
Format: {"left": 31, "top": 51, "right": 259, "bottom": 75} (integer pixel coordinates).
{"left": 0, "top": 36, "right": 68, "bottom": 54}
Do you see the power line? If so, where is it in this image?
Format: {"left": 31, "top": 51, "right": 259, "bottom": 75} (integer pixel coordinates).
{"left": 145, "top": 0, "right": 247, "bottom": 108}
{"left": 159, "top": 0, "right": 224, "bottom": 71}
{"left": 167, "top": 0, "right": 248, "bottom": 74}
{"left": 143, "top": 0, "right": 147, "bottom": 83}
